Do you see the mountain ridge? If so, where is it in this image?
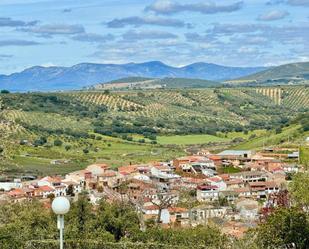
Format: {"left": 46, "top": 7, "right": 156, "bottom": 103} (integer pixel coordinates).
{"left": 0, "top": 61, "right": 267, "bottom": 92}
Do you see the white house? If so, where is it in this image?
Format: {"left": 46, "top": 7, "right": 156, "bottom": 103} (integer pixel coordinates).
{"left": 0, "top": 179, "right": 22, "bottom": 191}
{"left": 196, "top": 185, "right": 219, "bottom": 202}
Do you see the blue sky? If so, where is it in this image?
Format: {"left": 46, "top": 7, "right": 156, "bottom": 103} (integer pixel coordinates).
{"left": 0, "top": 0, "right": 308, "bottom": 74}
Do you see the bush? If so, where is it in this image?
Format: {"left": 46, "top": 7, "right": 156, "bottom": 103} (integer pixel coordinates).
{"left": 54, "top": 139, "right": 63, "bottom": 146}
{"left": 25, "top": 241, "right": 215, "bottom": 249}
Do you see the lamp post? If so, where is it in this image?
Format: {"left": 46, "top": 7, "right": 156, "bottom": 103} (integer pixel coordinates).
{"left": 52, "top": 196, "right": 70, "bottom": 249}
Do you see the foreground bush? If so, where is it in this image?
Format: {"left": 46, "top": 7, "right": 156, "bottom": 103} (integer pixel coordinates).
{"left": 25, "top": 240, "right": 218, "bottom": 249}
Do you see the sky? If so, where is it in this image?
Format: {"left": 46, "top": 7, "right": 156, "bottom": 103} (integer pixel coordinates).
{"left": 0, "top": 0, "right": 308, "bottom": 74}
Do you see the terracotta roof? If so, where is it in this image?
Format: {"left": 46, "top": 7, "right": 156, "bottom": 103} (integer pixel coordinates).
{"left": 182, "top": 177, "right": 206, "bottom": 184}
{"left": 225, "top": 179, "right": 243, "bottom": 185}
{"left": 218, "top": 174, "right": 230, "bottom": 180}
{"left": 100, "top": 170, "right": 117, "bottom": 177}
{"left": 87, "top": 163, "right": 109, "bottom": 169}
{"left": 40, "top": 176, "right": 62, "bottom": 183}
{"left": 197, "top": 185, "right": 218, "bottom": 190}
{"left": 144, "top": 205, "right": 159, "bottom": 210}
{"left": 118, "top": 165, "right": 139, "bottom": 174}
{"left": 207, "top": 176, "right": 222, "bottom": 182}
{"left": 168, "top": 207, "right": 188, "bottom": 213}
{"left": 8, "top": 188, "right": 25, "bottom": 197}
{"left": 234, "top": 187, "right": 250, "bottom": 193}
{"left": 38, "top": 185, "right": 54, "bottom": 192}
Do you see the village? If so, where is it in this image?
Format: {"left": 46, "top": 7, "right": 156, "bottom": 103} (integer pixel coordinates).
{"left": 0, "top": 147, "right": 301, "bottom": 238}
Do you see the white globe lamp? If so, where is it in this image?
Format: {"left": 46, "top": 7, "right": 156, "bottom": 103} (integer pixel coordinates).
{"left": 52, "top": 197, "right": 71, "bottom": 249}
{"left": 52, "top": 196, "right": 70, "bottom": 215}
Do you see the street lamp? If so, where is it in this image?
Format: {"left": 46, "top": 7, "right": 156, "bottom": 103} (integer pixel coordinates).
{"left": 52, "top": 196, "right": 70, "bottom": 249}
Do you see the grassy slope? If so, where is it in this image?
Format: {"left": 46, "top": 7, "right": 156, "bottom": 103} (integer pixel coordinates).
{"left": 229, "top": 62, "right": 309, "bottom": 83}
{"left": 2, "top": 133, "right": 186, "bottom": 175}
{"left": 157, "top": 134, "right": 229, "bottom": 145}
{"left": 233, "top": 124, "right": 308, "bottom": 150}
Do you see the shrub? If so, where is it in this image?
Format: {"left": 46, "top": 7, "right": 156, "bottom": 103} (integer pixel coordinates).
{"left": 54, "top": 139, "right": 63, "bottom": 146}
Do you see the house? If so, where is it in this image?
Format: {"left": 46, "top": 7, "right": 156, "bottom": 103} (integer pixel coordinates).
{"left": 65, "top": 169, "right": 91, "bottom": 185}
{"left": 97, "top": 170, "right": 124, "bottom": 189}
{"left": 86, "top": 163, "right": 109, "bottom": 176}
{"left": 38, "top": 176, "right": 62, "bottom": 187}
{"left": 218, "top": 150, "right": 253, "bottom": 158}
{"left": 118, "top": 164, "right": 139, "bottom": 176}
{"left": 282, "top": 164, "right": 299, "bottom": 173}
{"left": 0, "top": 179, "right": 22, "bottom": 191}
{"left": 168, "top": 207, "right": 189, "bottom": 226}
{"left": 33, "top": 185, "right": 55, "bottom": 198}
{"left": 234, "top": 187, "right": 251, "bottom": 198}
{"left": 191, "top": 205, "right": 228, "bottom": 223}
{"left": 173, "top": 156, "right": 209, "bottom": 169}
{"left": 61, "top": 180, "right": 82, "bottom": 194}
{"left": 8, "top": 188, "right": 27, "bottom": 202}
{"left": 196, "top": 185, "right": 219, "bottom": 202}
{"left": 206, "top": 176, "right": 227, "bottom": 191}
{"left": 150, "top": 167, "right": 180, "bottom": 191}
{"left": 265, "top": 181, "right": 280, "bottom": 195}
{"left": 220, "top": 190, "right": 239, "bottom": 202}
{"left": 248, "top": 182, "right": 267, "bottom": 198}
{"left": 236, "top": 199, "right": 259, "bottom": 221}
{"left": 230, "top": 171, "right": 269, "bottom": 183}
{"left": 287, "top": 151, "right": 299, "bottom": 159}
{"left": 180, "top": 177, "right": 208, "bottom": 189}
{"left": 225, "top": 178, "right": 245, "bottom": 190}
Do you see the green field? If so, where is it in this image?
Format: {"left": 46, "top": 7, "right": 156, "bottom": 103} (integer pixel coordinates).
{"left": 157, "top": 134, "right": 229, "bottom": 145}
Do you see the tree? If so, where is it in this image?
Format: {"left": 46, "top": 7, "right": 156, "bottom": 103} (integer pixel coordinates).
{"left": 289, "top": 172, "right": 309, "bottom": 210}
{"left": 255, "top": 208, "right": 309, "bottom": 249}
{"left": 96, "top": 200, "right": 140, "bottom": 241}
{"left": 178, "top": 189, "right": 198, "bottom": 226}
{"left": 0, "top": 90, "right": 10, "bottom": 94}
{"left": 65, "top": 145, "right": 72, "bottom": 151}
{"left": 53, "top": 139, "right": 63, "bottom": 146}
{"left": 66, "top": 184, "right": 75, "bottom": 196}
{"left": 149, "top": 190, "right": 175, "bottom": 224}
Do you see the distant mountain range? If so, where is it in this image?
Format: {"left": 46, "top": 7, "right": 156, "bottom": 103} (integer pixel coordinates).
{"left": 0, "top": 61, "right": 267, "bottom": 91}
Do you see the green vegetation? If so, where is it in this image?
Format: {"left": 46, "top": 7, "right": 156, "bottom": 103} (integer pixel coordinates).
{"left": 94, "top": 77, "right": 220, "bottom": 90}
{"left": 229, "top": 61, "right": 309, "bottom": 85}
{"left": 0, "top": 195, "right": 226, "bottom": 249}
{"left": 300, "top": 146, "right": 309, "bottom": 168}
{"left": 0, "top": 86, "right": 308, "bottom": 174}
{"left": 157, "top": 134, "right": 228, "bottom": 145}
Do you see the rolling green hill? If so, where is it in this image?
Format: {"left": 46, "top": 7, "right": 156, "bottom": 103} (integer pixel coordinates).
{"left": 227, "top": 62, "right": 309, "bottom": 85}
{"left": 0, "top": 86, "right": 308, "bottom": 175}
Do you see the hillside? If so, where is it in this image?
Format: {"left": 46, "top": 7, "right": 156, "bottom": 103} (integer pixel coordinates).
{"left": 0, "top": 61, "right": 266, "bottom": 91}
{"left": 92, "top": 77, "right": 220, "bottom": 90}
{"left": 0, "top": 86, "right": 308, "bottom": 175}
{"left": 227, "top": 62, "right": 309, "bottom": 85}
